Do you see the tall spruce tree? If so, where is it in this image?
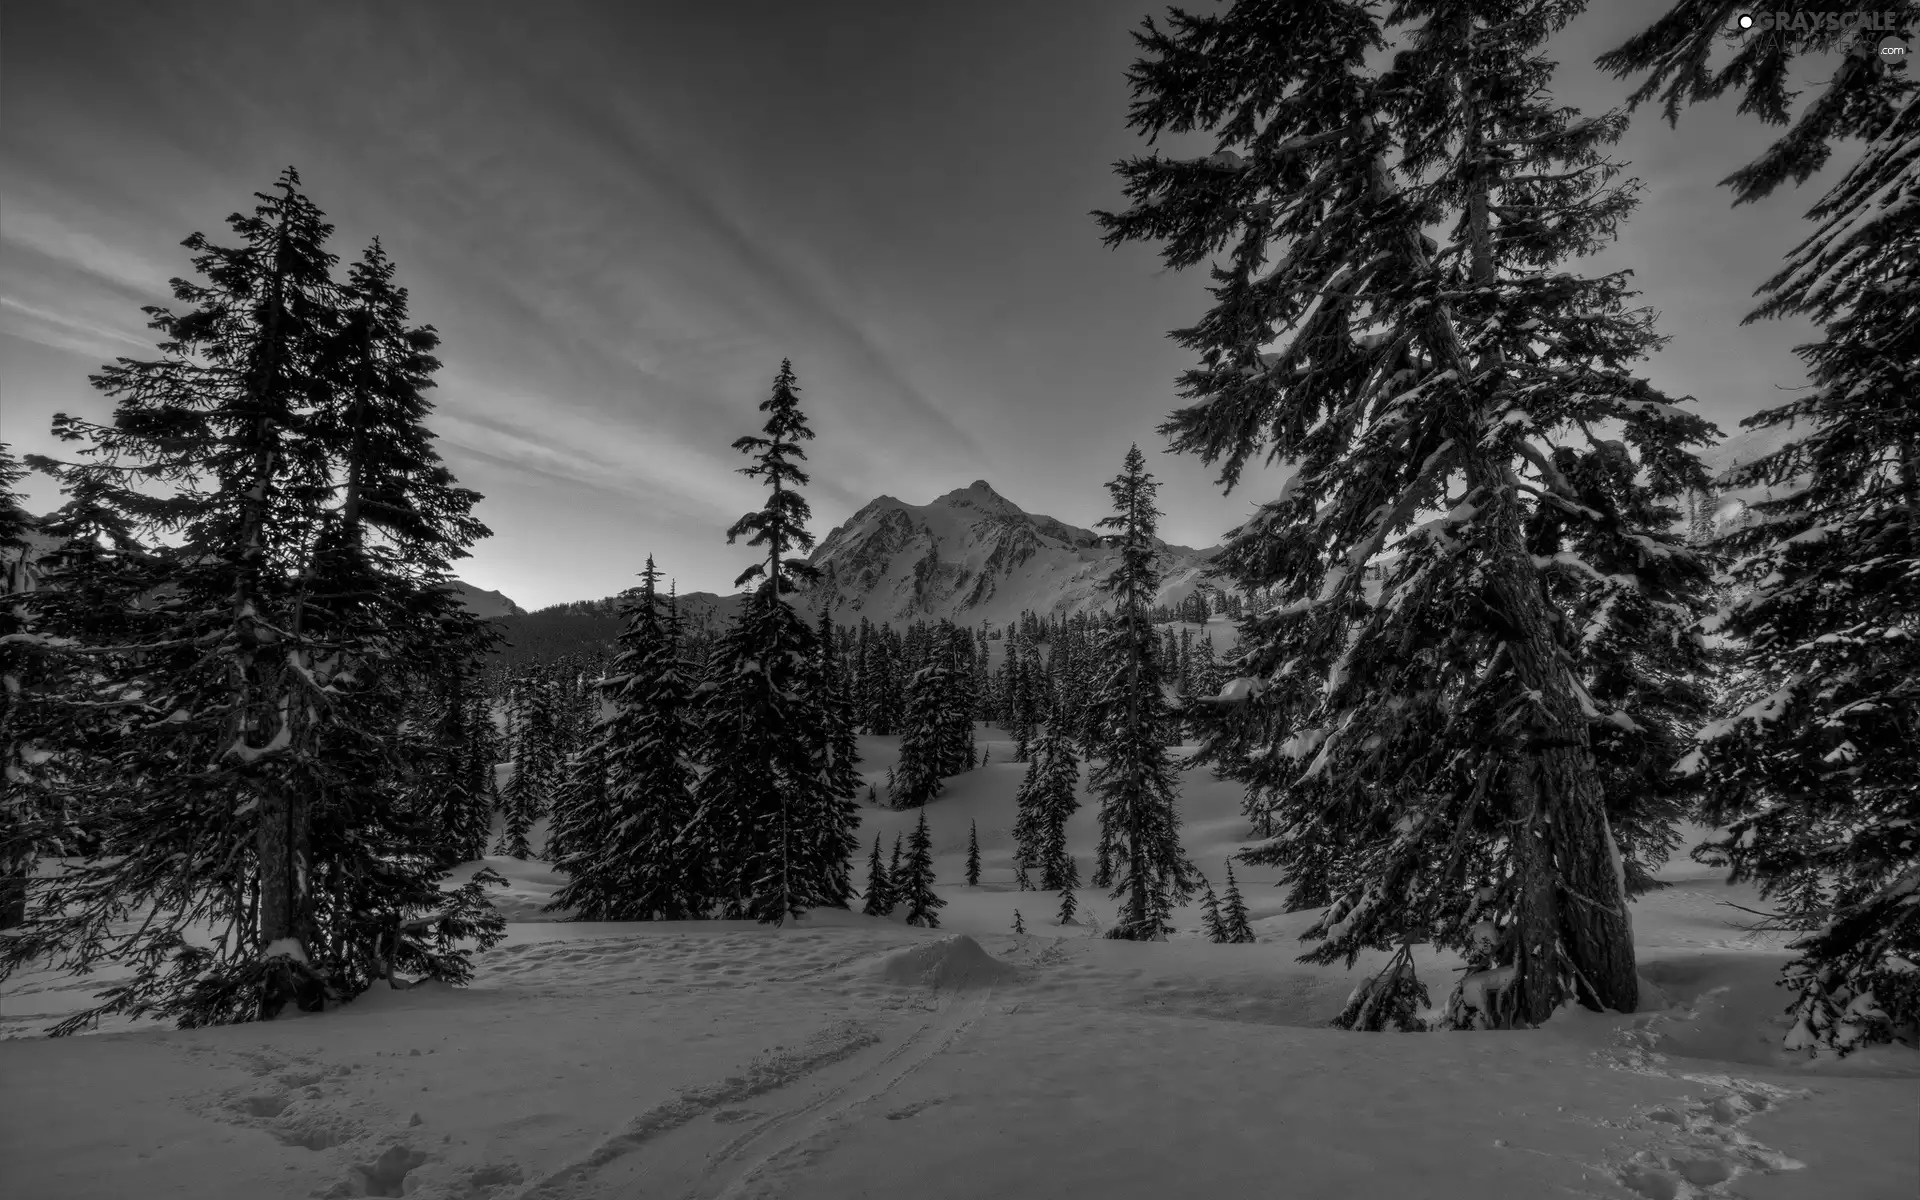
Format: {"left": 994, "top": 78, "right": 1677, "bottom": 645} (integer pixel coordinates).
{"left": 1604, "top": 2, "right": 1920, "bottom": 1052}
{"left": 892, "top": 653, "right": 954, "bottom": 808}
{"left": 899, "top": 809, "right": 945, "bottom": 929}
{"left": 966, "top": 818, "right": 982, "bottom": 886}
{"left": 1220, "top": 861, "right": 1255, "bottom": 944}
{"left": 423, "top": 662, "right": 492, "bottom": 867}
{"left": 1097, "top": 1, "right": 1718, "bottom": 1021}
{"left": 816, "top": 608, "right": 864, "bottom": 803}
{"left": 1199, "top": 882, "right": 1229, "bottom": 943}
{"left": 496, "top": 672, "right": 556, "bottom": 860}
{"left": 3, "top": 175, "right": 505, "bottom": 1030}
{"left": 939, "top": 622, "right": 980, "bottom": 775}
{"left": 862, "top": 833, "right": 895, "bottom": 916}
{"left": 549, "top": 559, "right": 704, "bottom": 920}
{"left": 693, "top": 362, "right": 858, "bottom": 923}
{"left": 0, "top": 443, "right": 62, "bottom": 929}
{"left": 1087, "top": 447, "right": 1199, "bottom": 940}
{"left": 1031, "top": 725, "right": 1083, "bottom": 893}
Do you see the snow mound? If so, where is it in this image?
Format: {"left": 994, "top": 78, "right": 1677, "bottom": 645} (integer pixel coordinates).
{"left": 879, "top": 935, "right": 1020, "bottom": 992}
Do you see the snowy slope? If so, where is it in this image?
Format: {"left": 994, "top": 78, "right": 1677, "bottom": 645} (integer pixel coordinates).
{"left": 1696, "top": 422, "right": 1801, "bottom": 537}
{"left": 5, "top": 728, "right": 1914, "bottom": 1199}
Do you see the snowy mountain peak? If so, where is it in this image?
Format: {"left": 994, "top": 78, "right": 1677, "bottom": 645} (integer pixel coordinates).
{"left": 800, "top": 479, "right": 1218, "bottom": 625}
{"left": 933, "top": 479, "right": 1020, "bottom": 514}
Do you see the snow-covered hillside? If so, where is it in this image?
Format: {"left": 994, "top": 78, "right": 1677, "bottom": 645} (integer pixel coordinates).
{"left": 1697, "top": 422, "right": 1800, "bottom": 537}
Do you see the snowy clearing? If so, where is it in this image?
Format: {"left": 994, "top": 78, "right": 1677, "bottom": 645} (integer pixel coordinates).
{"left": 5, "top": 732, "right": 1916, "bottom": 1199}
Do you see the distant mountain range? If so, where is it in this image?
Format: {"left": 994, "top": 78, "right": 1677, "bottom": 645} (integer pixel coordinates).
{"left": 468, "top": 479, "right": 1226, "bottom": 666}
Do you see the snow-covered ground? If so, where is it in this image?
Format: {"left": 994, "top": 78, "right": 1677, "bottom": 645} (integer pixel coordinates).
{"left": 4, "top": 729, "right": 1915, "bottom": 1199}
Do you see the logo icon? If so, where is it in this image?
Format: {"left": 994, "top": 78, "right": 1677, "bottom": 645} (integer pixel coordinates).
{"left": 1881, "top": 33, "right": 1911, "bottom": 62}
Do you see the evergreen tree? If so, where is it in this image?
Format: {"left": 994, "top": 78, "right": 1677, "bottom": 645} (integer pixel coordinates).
{"left": 817, "top": 607, "right": 864, "bottom": 803}
{"left": 693, "top": 362, "right": 859, "bottom": 923}
{"left": 496, "top": 673, "right": 555, "bottom": 860}
{"left": 551, "top": 562, "right": 705, "bottom": 920}
{"left": 0, "top": 442, "right": 66, "bottom": 929}
{"left": 1190, "top": 636, "right": 1220, "bottom": 705}
{"left": 862, "top": 833, "right": 895, "bottom": 917}
{"left": 939, "top": 623, "right": 980, "bottom": 775}
{"left": 898, "top": 809, "right": 945, "bottom": 929}
{"left": 1220, "top": 861, "right": 1255, "bottom": 944}
{"left": 1097, "top": 0, "right": 1720, "bottom": 1020}
{"left": 422, "top": 662, "right": 492, "bottom": 867}
{"left": 1605, "top": 3, "right": 1920, "bottom": 1052}
{"left": 1007, "top": 631, "right": 1037, "bottom": 761}
{"left": 1199, "top": 882, "right": 1228, "bottom": 944}
{"left": 543, "top": 736, "right": 604, "bottom": 865}
{"left": 966, "top": 818, "right": 982, "bottom": 886}
{"left": 890, "top": 831, "right": 904, "bottom": 884}
{"left": 1013, "top": 909, "right": 1026, "bottom": 935}
{"left": 1031, "top": 726, "right": 1083, "bottom": 893}
{"left": 1057, "top": 883, "right": 1079, "bottom": 926}
{"left": 891, "top": 653, "right": 953, "bottom": 808}
{"left": 4, "top": 175, "right": 505, "bottom": 1030}
{"left": 1086, "top": 448, "right": 1199, "bottom": 940}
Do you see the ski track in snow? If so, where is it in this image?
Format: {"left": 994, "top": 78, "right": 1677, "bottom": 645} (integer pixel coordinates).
{"left": 565, "top": 991, "right": 993, "bottom": 1200}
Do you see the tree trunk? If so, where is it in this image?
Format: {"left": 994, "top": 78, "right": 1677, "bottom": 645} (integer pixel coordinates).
{"left": 242, "top": 188, "right": 314, "bottom": 1007}
{"left": 1483, "top": 530, "right": 1638, "bottom": 1018}
{"left": 1375, "top": 7, "right": 1639, "bottom": 1020}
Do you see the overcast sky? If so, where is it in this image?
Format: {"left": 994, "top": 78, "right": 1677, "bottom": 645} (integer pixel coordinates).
{"left": 2, "top": 1, "right": 1855, "bottom": 609}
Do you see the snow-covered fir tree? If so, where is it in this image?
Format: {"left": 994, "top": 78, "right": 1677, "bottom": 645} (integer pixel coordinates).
{"left": 497, "top": 672, "right": 558, "bottom": 860}
{"left": 1086, "top": 447, "right": 1199, "bottom": 940}
{"left": 1031, "top": 726, "right": 1083, "bottom": 894}
{"left": 859, "top": 624, "right": 904, "bottom": 736}
{"left": 1013, "top": 909, "right": 1027, "bottom": 935}
{"left": 898, "top": 809, "right": 945, "bottom": 929}
{"left": 1219, "top": 861, "right": 1255, "bottom": 944}
{"left": 3, "top": 180, "right": 505, "bottom": 1029}
{"left": 692, "top": 361, "right": 859, "bottom": 923}
{"left": 966, "top": 818, "right": 982, "bottom": 885}
{"left": 1098, "top": 0, "right": 1719, "bottom": 1022}
{"left": 550, "top": 563, "right": 705, "bottom": 920}
{"left": 543, "top": 735, "right": 605, "bottom": 865}
{"left": 939, "top": 622, "right": 980, "bottom": 775}
{"left": 1199, "top": 882, "right": 1228, "bottom": 944}
{"left": 1057, "top": 882, "right": 1079, "bottom": 925}
{"left": 817, "top": 608, "right": 864, "bottom": 803}
{"left": 1604, "top": 1, "right": 1920, "bottom": 1052}
{"left": 1006, "top": 631, "right": 1038, "bottom": 762}
{"left": 862, "top": 833, "right": 895, "bottom": 917}
{"left": 0, "top": 442, "right": 64, "bottom": 929}
{"left": 422, "top": 662, "right": 493, "bottom": 867}
{"left": 892, "top": 648, "right": 957, "bottom": 808}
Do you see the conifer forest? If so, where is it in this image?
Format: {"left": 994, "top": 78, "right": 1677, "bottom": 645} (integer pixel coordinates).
{"left": 2, "top": 2, "right": 1915, "bottom": 1197}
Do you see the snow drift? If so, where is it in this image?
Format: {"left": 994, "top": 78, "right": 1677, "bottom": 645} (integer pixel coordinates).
{"left": 879, "top": 935, "right": 1021, "bottom": 992}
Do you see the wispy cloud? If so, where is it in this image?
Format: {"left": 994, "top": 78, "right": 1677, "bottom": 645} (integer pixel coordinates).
{"left": 1, "top": 206, "right": 176, "bottom": 297}
{"left": 434, "top": 368, "right": 759, "bottom": 522}
{"left": 0, "top": 295, "right": 153, "bottom": 359}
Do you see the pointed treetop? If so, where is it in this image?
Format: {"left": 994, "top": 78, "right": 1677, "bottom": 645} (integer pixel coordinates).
{"left": 727, "top": 360, "right": 821, "bottom": 593}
